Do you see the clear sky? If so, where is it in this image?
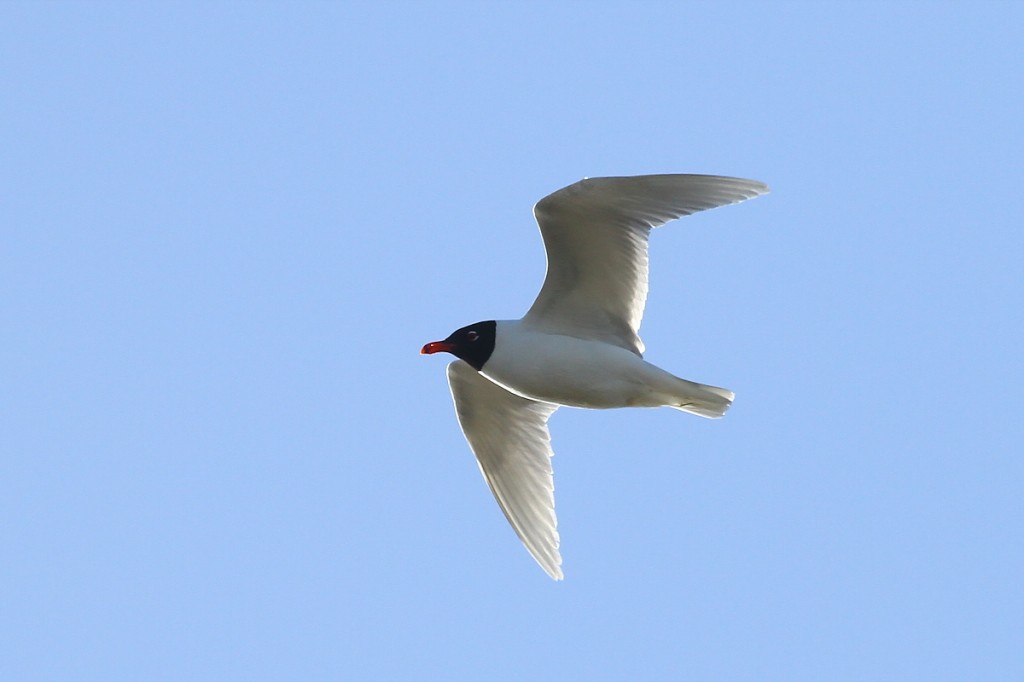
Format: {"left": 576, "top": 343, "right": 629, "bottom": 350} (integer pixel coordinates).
{"left": 3, "top": 2, "right": 1021, "bottom": 680}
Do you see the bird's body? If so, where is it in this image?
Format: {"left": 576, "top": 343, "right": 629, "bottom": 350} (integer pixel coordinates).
{"left": 484, "top": 321, "right": 733, "bottom": 414}
{"left": 422, "top": 174, "right": 768, "bottom": 579}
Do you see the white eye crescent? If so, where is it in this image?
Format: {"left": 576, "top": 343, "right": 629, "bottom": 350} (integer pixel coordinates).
{"left": 467, "top": 331, "right": 479, "bottom": 342}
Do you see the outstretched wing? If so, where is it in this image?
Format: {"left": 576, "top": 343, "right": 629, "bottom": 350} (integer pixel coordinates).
{"left": 447, "top": 360, "right": 563, "bottom": 580}
{"left": 524, "top": 174, "right": 769, "bottom": 354}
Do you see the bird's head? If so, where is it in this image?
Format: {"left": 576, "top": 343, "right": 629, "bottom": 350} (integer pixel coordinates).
{"left": 421, "top": 320, "right": 496, "bottom": 371}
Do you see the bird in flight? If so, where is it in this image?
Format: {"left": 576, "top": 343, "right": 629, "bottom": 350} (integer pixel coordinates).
{"left": 422, "top": 174, "right": 769, "bottom": 579}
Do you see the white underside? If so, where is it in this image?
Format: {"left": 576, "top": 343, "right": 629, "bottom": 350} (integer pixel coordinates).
{"left": 482, "top": 321, "right": 733, "bottom": 417}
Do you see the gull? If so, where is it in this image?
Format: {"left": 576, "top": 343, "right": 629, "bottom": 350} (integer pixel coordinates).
{"left": 422, "top": 174, "right": 768, "bottom": 579}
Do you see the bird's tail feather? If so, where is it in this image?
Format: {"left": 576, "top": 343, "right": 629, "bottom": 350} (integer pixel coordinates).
{"left": 669, "top": 378, "right": 735, "bottom": 418}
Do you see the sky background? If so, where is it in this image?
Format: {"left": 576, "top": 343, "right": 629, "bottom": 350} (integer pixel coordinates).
{"left": 3, "top": 1, "right": 1021, "bottom": 680}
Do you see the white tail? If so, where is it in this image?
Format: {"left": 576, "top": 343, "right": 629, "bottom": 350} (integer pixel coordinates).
{"left": 669, "top": 378, "right": 735, "bottom": 419}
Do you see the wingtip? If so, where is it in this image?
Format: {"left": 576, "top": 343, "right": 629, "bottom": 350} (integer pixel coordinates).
{"left": 717, "top": 175, "right": 769, "bottom": 199}
{"left": 750, "top": 179, "right": 771, "bottom": 196}
{"left": 529, "top": 542, "right": 564, "bottom": 580}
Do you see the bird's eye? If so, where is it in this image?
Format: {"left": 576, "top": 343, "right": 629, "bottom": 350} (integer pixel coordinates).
{"left": 467, "top": 331, "right": 479, "bottom": 342}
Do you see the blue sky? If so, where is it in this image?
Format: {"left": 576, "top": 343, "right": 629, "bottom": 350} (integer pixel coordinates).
{"left": 3, "top": 1, "right": 1021, "bottom": 679}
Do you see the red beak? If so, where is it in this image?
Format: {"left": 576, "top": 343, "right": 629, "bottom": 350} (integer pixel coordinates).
{"left": 421, "top": 341, "right": 455, "bottom": 355}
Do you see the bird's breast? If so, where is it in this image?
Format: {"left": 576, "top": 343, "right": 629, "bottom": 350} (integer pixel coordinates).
{"left": 482, "top": 322, "right": 658, "bottom": 409}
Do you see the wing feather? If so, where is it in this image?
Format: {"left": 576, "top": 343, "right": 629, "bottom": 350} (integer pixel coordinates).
{"left": 524, "top": 174, "right": 769, "bottom": 354}
{"left": 447, "top": 361, "right": 563, "bottom": 579}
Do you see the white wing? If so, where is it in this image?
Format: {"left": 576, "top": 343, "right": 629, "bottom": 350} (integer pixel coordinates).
{"left": 523, "top": 174, "right": 769, "bottom": 355}
{"left": 447, "top": 360, "right": 562, "bottom": 580}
